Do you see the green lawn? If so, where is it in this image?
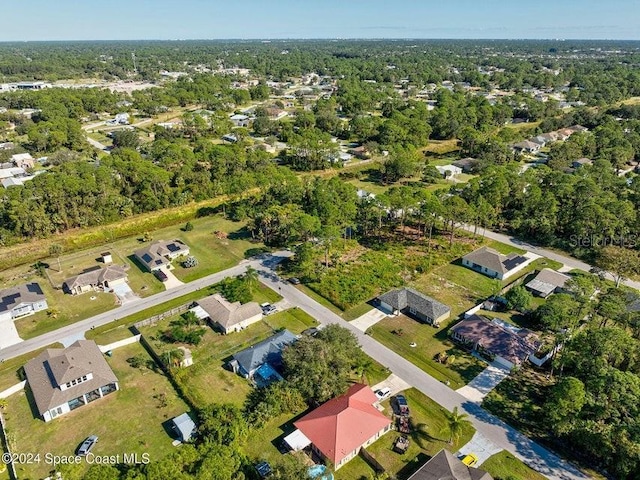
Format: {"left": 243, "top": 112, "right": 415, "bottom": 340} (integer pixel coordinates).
{"left": 369, "top": 316, "right": 485, "bottom": 389}
{"left": 481, "top": 450, "right": 548, "bottom": 480}
{"left": 4, "top": 343, "right": 190, "bottom": 480}
{"left": 337, "top": 388, "right": 476, "bottom": 480}
{"left": 263, "top": 307, "right": 317, "bottom": 334}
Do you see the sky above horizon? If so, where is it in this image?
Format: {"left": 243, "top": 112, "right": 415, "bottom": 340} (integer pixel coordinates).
{"left": 2, "top": 0, "right": 639, "bottom": 41}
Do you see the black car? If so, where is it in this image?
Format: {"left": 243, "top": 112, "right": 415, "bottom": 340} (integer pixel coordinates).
{"left": 154, "top": 269, "right": 168, "bottom": 282}
{"left": 395, "top": 394, "right": 410, "bottom": 416}
{"left": 254, "top": 461, "right": 272, "bottom": 478}
{"left": 77, "top": 435, "right": 98, "bottom": 456}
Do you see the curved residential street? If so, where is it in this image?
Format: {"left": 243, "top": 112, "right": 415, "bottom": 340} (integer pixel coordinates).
{"left": 0, "top": 246, "right": 603, "bottom": 480}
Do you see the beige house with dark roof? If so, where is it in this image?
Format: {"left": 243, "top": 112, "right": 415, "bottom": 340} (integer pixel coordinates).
{"left": 191, "top": 293, "right": 262, "bottom": 334}
{"left": 62, "top": 265, "right": 128, "bottom": 295}
{"left": 134, "top": 239, "right": 190, "bottom": 272}
{"left": 24, "top": 340, "right": 119, "bottom": 422}
{"left": 462, "top": 247, "right": 529, "bottom": 280}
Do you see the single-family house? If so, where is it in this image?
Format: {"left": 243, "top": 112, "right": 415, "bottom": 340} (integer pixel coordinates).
{"left": 134, "top": 239, "right": 190, "bottom": 272}
{"left": 461, "top": 246, "right": 529, "bottom": 280}
{"left": 222, "top": 133, "right": 238, "bottom": 143}
{"left": 436, "top": 164, "right": 463, "bottom": 178}
{"left": 378, "top": 287, "right": 450, "bottom": 327}
{"left": 265, "top": 107, "right": 288, "bottom": 121}
{"left": 452, "top": 158, "right": 478, "bottom": 173}
{"left": 408, "top": 449, "right": 493, "bottom": 480}
{"left": 0, "top": 283, "right": 48, "bottom": 322}
{"left": 191, "top": 293, "right": 263, "bottom": 334}
{"left": 228, "top": 329, "right": 297, "bottom": 379}
{"left": 24, "top": 340, "right": 119, "bottom": 422}
{"left": 512, "top": 140, "right": 541, "bottom": 154}
{"left": 530, "top": 136, "right": 547, "bottom": 147}
{"left": 287, "top": 384, "right": 392, "bottom": 470}
{"left": 571, "top": 158, "right": 593, "bottom": 169}
{"left": 525, "top": 268, "right": 571, "bottom": 298}
{"left": 348, "top": 145, "right": 371, "bottom": 159}
{"left": 568, "top": 125, "right": 588, "bottom": 133}
{"left": 450, "top": 314, "right": 540, "bottom": 370}
{"left": 171, "top": 413, "right": 197, "bottom": 443}
{"left": 114, "top": 113, "right": 130, "bottom": 125}
{"left": 62, "top": 265, "right": 128, "bottom": 296}
{"left": 11, "top": 152, "right": 35, "bottom": 169}
{"left": 230, "top": 114, "right": 250, "bottom": 127}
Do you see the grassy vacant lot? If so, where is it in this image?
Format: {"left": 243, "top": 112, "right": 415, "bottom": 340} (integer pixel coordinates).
{"left": 481, "top": 450, "right": 547, "bottom": 480}
{"left": 337, "top": 388, "right": 475, "bottom": 480}
{"left": 4, "top": 343, "right": 190, "bottom": 480}
{"left": 369, "top": 315, "right": 484, "bottom": 389}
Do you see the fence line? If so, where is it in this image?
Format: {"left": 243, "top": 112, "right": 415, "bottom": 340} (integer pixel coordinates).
{"left": 0, "top": 411, "right": 18, "bottom": 480}
{"left": 133, "top": 303, "right": 192, "bottom": 328}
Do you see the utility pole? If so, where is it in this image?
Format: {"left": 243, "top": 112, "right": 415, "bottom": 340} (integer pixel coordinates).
{"left": 131, "top": 52, "right": 138, "bottom": 73}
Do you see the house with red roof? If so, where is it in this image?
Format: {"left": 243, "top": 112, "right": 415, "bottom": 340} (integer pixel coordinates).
{"left": 287, "top": 383, "right": 392, "bottom": 470}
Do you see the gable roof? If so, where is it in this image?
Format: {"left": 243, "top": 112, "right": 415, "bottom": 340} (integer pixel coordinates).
{"left": 232, "top": 329, "right": 297, "bottom": 374}
{"left": 63, "top": 265, "right": 127, "bottom": 291}
{"left": 378, "top": 288, "right": 450, "bottom": 320}
{"left": 463, "top": 247, "right": 527, "bottom": 275}
{"left": 451, "top": 315, "right": 539, "bottom": 365}
{"left": 294, "top": 384, "right": 392, "bottom": 465}
{"left": 408, "top": 449, "right": 493, "bottom": 480}
{"left": 0, "top": 282, "right": 46, "bottom": 313}
{"left": 525, "top": 268, "right": 570, "bottom": 296}
{"left": 24, "top": 340, "right": 118, "bottom": 415}
{"left": 172, "top": 413, "right": 196, "bottom": 442}
{"left": 196, "top": 293, "right": 262, "bottom": 330}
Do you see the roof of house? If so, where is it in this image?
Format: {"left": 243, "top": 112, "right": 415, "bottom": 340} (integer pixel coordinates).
{"left": 172, "top": 413, "right": 196, "bottom": 442}
{"left": 378, "top": 287, "right": 450, "bottom": 320}
{"left": 462, "top": 247, "right": 527, "bottom": 275}
{"left": 513, "top": 140, "right": 539, "bottom": 150}
{"left": 572, "top": 157, "right": 593, "bottom": 166}
{"left": 451, "top": 315, "right": 539, "bottom": 365}
{"left": 24, "top": 340, "right": 118, "bottom": 415}
{"left": 0, "top": 282, "right": 46, "bottom": 313}
{"left": 11, "top": 152, "right": 34, "bottom": 162}
{"left": 294, "top": 384, "right": 392, "bottom": 465}
{"left": 134, "top": 239, "right": 189, "bottom": 270}
{"left": 408, "top": 449, "right": 493, "bottom": 480}
{"left": 525, "top": 268, "right": 571, "bottom": 296}
{"left": 452, "top": 158, "right": 478, "bottom": 169}
{"left": 63, "top": 265, "right": 127, "bottom": 291}
{"left": 196, "top": 293, "right": 262, "bottom": 331}
{"left": 232, "top": 329, "right": 297, "bottom": 374}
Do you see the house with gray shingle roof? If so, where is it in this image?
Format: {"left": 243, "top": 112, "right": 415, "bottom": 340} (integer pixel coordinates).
{"left": 24, "top": 340, "right": 119, "bottom": 422}
{"left": 191, "top": 293, "right": 262, "bottom": 334}
{"left": 378, "top": 287, "right": 450, "bottom": 327}
{"left": 408, "top": 449, "right": 493, "bottom": 480}
{"left": 525, "top": 268, "right": 571, "bottom": 298}
{"left": 62, "top": 265, "right": 128, "bottom": 295}
{"left": 0, "top": 282, "right": 48, "bottom": 322}
{"left": 228, "top": 329, "right": 297, "bottom": 379}
{"left": 462, "top": 247, "right": 529, "bottom": 280}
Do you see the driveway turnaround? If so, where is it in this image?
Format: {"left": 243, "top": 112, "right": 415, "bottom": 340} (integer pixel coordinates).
{"left": 456, "top": 363, "right": 511, "bottom": 403}
{"left": 350, "top": 306, "right": 388, "bottom": 331}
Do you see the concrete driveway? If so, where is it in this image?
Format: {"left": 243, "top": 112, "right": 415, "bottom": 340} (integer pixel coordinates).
{"left": 456, "top": 363, "right": 510, "bottom": 403}
{"left": 457, "top": 431, "right": 503, "bottom": 465}
{"left": 372, "top": 374, "right": 411, "bottom": 397}
{"left": 350, "top": 306, "right": 388, "bottom": 331}
{"left": 112, "top": 283, "right": 139, "bottom": 304}
{"left": 0, "top": 317, "right": 23, "bottom": 349}
{"left": 162, "top": 267, "right": 184, "bottom": 289}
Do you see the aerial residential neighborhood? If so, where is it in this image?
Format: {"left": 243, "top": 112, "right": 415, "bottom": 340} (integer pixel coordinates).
{"left": 0, "top": 4, "right": 639, "bottom": 480}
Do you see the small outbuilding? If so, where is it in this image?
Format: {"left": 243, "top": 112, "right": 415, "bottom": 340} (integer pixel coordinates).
{"left": 171, "top": 413, "right": 197, "bottom": 443}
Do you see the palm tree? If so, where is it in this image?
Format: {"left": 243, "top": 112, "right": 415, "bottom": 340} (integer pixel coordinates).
{"left": 49, "top": 243, "right": 63, "bottom": 272}
{"left": 441, "top": 406, "right": 471, "bottom": 445}
{"left": 244, "top": 266, "right": 259, "bottom": 294}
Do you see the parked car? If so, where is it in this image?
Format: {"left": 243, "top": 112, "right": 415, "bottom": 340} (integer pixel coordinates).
{"left": 375, "top": 387, "right": 391, "bottom": 401}
{"left": 395, "top": 394, "right": 410, "bottom": 416}
{"left": 154, "top": 269, "right": 168, "bottom": 282}
{"left": 461, "top": 453, "right": 479, "bottom": 467}
{"left": 393, "top": 435, "right": 410, "bottom": 454}
{"left": 260, "top": 303, "right": 277, "bottom": 315}
{"left": 77, "top": 435, "right": 98, "bottom": 456}
{"left": 254, "top": 461, "right": 272, "bottom": 478}
{"left": 288, "top": 277, "right": 301, "bottom": 285}
{"left": 302, "top": 327, "right": 319, "bottom": 337}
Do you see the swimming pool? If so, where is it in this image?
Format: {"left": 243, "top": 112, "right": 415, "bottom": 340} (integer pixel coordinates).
{"left": 307, "top": 464, "right": 334, "bottom": 480}
{"left": 254, "top": 363, "right": 283, "bottom": 388}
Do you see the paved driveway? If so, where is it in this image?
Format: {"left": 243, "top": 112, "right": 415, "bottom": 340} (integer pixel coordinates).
{"left": 0, "top": 317, "right": 23, "bottom": 349}
{"left": 457, "top": 431, "right": 503, "bottom": 465}
{"left": 162, "top": 267, "right": 184, "bottom": 289}
{"left": 112, "top": 283, "right": 139, "bottom": 304}
{"left": 457, "top": 363, "right": 511, "bottom": 403}
{"left": 350, "top": 307, "right": 388, "bottom": 331}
